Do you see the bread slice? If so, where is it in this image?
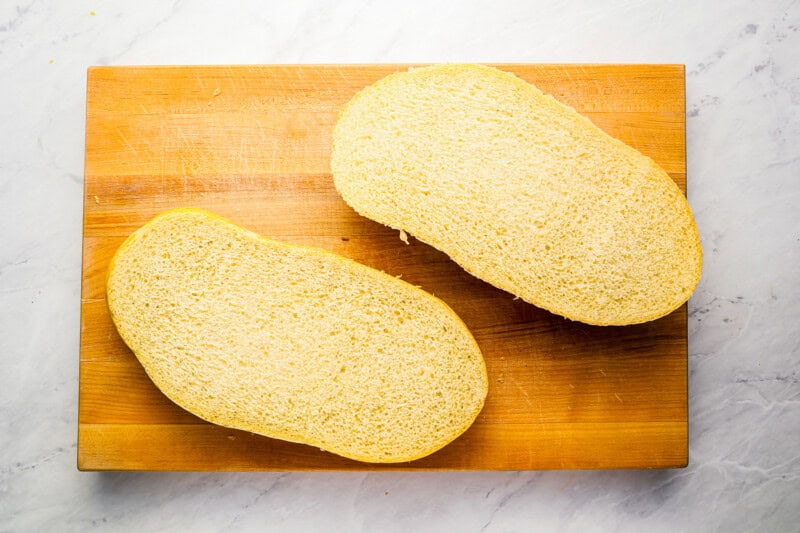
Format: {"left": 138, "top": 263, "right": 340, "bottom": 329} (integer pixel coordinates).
{"left": 332, "top": 64, "right": 702, "bottom": 326}
{"left": 106, "top": 208, "right": 487, "bottom": 463}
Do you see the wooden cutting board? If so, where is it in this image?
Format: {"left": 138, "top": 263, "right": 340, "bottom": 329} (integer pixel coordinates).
{"left": 79, "top": 64, "right": 688, "bottom": 471}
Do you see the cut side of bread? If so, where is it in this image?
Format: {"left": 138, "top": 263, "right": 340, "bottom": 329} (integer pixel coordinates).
{"left": 332, "top": 64, "right": 702, "bottom": 326}
{"left": 106, "top": 208, "right": 487, "bottom": 463}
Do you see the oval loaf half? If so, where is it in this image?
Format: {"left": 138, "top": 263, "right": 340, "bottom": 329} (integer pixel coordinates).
{"left": 332, "top": 64, "right": 702, "bottom": 326}
{"left": 106, "top": 208, "right": 488, "bottom": 463}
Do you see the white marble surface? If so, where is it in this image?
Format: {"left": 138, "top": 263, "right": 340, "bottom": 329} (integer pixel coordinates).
{"left": 1, "top": 0, "right": 798, "bottom": 531}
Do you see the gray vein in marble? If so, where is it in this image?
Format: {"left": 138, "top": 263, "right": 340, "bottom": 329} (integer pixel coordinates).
{"left": 95, "top": 0, "right": 185, "bottom": 65}
{"left": 0, "top": 1, "right": 37, "bottom": 34}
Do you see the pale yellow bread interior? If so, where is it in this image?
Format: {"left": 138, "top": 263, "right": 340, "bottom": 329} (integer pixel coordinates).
{"left": 106, "top": 208, "right": 488, "bottom": 463}
{"left": 332, "top": 64, "right": 702, "bottom": 326}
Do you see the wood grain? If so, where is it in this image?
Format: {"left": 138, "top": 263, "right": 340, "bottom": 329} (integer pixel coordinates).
{"left": 79, "top": 64, "right": 688, "bottom": 471}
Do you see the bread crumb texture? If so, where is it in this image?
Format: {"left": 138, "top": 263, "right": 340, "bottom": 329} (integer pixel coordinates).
{"left": 332, "top": 64, "right": 702, "bottom": 325}
{"left": 106, "top": 208, "right": 488, "bottom": 463}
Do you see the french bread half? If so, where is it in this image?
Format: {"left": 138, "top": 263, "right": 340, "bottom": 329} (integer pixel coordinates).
{"left": 332, "top": 64, "right": 702, "bottom": 326}
{"left": 106, "top": 208, "right": 487, "bottom": 463}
